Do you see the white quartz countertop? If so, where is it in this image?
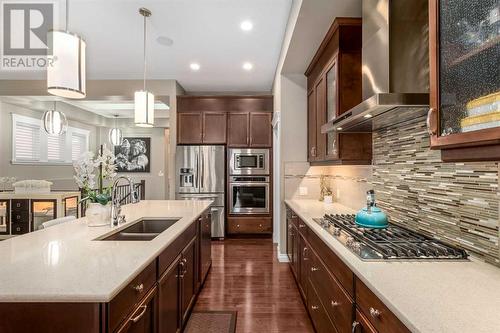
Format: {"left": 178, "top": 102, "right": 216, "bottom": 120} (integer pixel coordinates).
{"left": 0, "top": 191, "right": 81, "bottom": 199}
{"left": 0, "top": 200, "right": 212, "bottom": 303}
{"left": 285, "top": 199, "right": 500, "bottom": 333}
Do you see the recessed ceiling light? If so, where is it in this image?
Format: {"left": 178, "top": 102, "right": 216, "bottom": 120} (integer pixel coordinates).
{"left": 337, "top": 127, "right": 343, "bottom": 131}
{"left": 243, "top": 62, "right": 253, "bottom": 71}
{"left": 190, "top": 63, "right": 200, "bottom": 71}
{"left": 240, "top": 20, "right": 253, "bottom": 31}
{"left": 364, "top": 114, "right": 373, "bottom": 119}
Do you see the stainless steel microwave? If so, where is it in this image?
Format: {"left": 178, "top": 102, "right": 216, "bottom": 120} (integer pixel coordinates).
{"left": 229, "top": 149, "right": 270, "bottom": 175}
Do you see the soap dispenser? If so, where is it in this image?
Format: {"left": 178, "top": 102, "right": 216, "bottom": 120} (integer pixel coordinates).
{"left": 355, "top": 190, "right": 388, "bottom": 228}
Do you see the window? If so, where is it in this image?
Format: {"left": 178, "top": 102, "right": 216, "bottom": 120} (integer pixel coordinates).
{"left": 12, "top": 114, "right": 90, "bottom": 164}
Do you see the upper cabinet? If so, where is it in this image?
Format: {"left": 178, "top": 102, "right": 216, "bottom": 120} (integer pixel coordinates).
{"left": 305, "top": 18, "right": 372, "bottom": 164}
{"left": 428, "top": 0, "right": 500, "bottom": 161}
{"left": 177, "top": 96, "right": 273, "bottom": 148}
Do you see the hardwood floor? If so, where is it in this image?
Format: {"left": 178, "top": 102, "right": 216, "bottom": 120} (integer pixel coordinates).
{"left": 193, "top": 238, "right": 314, "bottom": 333}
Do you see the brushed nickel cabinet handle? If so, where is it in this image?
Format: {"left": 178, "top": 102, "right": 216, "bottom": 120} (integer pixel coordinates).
{"left": 369, "top": 307, "right": 381, "bottom": 318}
{"left": 299, "top": 224, "right": 306, "bottom": 228}
{"left": 132, "top": 283, "right": 144, "bottom": 293}
{"left": 352, "top": 321, "right": 360, "bottom": 333}
{"left": 311, "top": 305, "right": 319, "bottom": 310}
{"left": 427, "top": 107, "right": 438, "bottom": 136}
{"left": 130, "top": 305, "right": 147, "bottom": 323}
{"left": 331, "top": 300, "right": 339, "bottom": 307}
{"left": 311, "top": 267, "right": 319, "bottom": 272}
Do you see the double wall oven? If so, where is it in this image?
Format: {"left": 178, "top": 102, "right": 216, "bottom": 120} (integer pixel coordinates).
{"left": 228, "top": 149, "right": 270, "bottom": 215}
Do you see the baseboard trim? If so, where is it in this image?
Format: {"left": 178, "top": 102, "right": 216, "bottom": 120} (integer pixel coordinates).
{"left": 276, "top": 244, "right": 289, "bottom": 262}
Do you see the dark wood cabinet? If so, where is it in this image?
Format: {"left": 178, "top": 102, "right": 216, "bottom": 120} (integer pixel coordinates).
{"left": 180, "top": 237, "right": 197, "bottom": 325}
{"left": 116, "top": 286, "right": 157, "bottom": 333}
{"left": 159, "top": 256, "right": 182, "bottom": 333}
{"left": 286, "top": 205, "right": 410, "bottom": 333}
{"left": 203, "top": 112, "right": 227, "bottom": 144}
{"left": 199, "top": 213, "right": 212, "bottom": 284}
{"left": 177, "top": 112, "right": 203, "bottom": 144}
{"left": 227, "top": 112, "right": 250, "bottom": 147}
{"left": 0, "top": 200, "right": 10, "bottom": 235}
{"left": 428, "top": 0, "right": 500, "bottom": 161}
{"left": 249, "top": 112, "right": 273, "bottom": 147}
{"left": 305, "top": 17, "right": 372, "bottom": 165}
{"left": 227, "top": 217, "right": 272, "bottom": 234}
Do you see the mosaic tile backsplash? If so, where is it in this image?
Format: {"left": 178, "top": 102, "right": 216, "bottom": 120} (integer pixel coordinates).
{"left": 372, "top": 115, "right": 499, "bottom": 266}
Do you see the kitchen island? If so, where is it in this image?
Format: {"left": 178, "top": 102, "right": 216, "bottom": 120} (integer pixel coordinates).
{"left": 285, "top": 199, "right": 500, "bottom": 333}
{"left": 0, "top": 200, "right": 213, "bottom": 333}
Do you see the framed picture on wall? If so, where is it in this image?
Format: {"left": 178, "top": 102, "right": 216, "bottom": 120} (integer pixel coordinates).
{"left": 114, "top": 137, "right": 151, "bottom": 173}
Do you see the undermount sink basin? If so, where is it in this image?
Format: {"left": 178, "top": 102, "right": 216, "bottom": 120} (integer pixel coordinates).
{"left": 100, "top": 219, "right": 180, "bottom": 241}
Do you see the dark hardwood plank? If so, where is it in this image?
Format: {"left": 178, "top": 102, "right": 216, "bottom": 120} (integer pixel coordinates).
{"left": 193, "top": 239, "right": 314, "bottom": 333}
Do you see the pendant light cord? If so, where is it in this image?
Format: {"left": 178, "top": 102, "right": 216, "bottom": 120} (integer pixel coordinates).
{"left": 143, "top": 13, "right": 147, "bottom": 91}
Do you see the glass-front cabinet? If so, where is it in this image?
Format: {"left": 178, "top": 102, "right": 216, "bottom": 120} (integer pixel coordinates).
{"left": 326, "top": 61, "right": 339, "bottom": 159}
{"left": 63, "top": 196, "right": 79, "bottom": 218}
{"left": 429, "top": 0, "right": 500, "bottom": 160}
{"left": 0, "top": 200, "right": 9, "bottom": 235}
{"left": 31, "top": 200, "right": 57, "bottom": 231}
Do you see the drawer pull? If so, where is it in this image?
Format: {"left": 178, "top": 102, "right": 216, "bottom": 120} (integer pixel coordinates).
{"left": 369, "top": 307, "right": 381, "bottom": 318}
{"left": 311, "top": 267, "right": 319, "bottom": 272}
{"left": 331, "top": 300, "right": 339, "bottom": 307}
{"left": 130, "top": 305, "right": 148, "bottom": 323}
{"left": 299, "top": 224, "right": 306, "bottom": 228}
{"left": 352, "top": 321, "right": 360, "bottom": 333}
{"left": 133, "top": 283, "right": 144, "bottom": 293}
{"left": 311, "top": 305, "right": 319, "bottom": 310}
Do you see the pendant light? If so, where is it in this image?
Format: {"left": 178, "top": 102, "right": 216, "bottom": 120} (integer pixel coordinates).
{"left": 47, "top": 0, "right": 86, "bottom": 99}
{"left": 134, "top": 8, "right": 155, "bottom": 127}
{"left": 42, "top": 101, "right": 68, "bottom": 136}
{"left": 109, "top": 115, "right": 123, "bottom": 146}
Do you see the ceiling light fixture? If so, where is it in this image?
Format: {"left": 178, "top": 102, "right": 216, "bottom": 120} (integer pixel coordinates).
{"left": 190, "top": 63, "right": 200, "bottom": 71}
{"left": 243, "top": 62, "right": 253, "bottom": 71}
{"left": 42, "top": 101, "right": 68, "bottom": 136}
{"left": 109, "top": 115, "right": 123, "bottom": 146}
{"left": 134, "top": 7, "right": 155, "bottom": 128}
{"left": 47, "top": 0, "right": 86, "bottom": 99}
{"left": 240, "top": 20, "right": 253, "bottom": 31}
{"left": 364, "top": 114, "right": 373, "bottom": 119}
{"left": 336, "top": 127, "right": 343, "bottom": 131}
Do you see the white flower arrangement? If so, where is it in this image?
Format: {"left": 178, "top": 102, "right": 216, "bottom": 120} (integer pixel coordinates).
{"left": 73, "top": 146, "right": 117, "bottom": 205}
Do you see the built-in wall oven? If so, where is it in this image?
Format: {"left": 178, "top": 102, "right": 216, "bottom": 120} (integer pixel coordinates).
{"left": 229, "top": 149, "right": 270, "bottom": 175}
{"left": 229, "top": 176, "right": 270, "bottom": 214}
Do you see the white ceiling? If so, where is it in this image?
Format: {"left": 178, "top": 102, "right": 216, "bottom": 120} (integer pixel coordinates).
{"left": 0, "top": 0, "right": 292, "bottom": 92}
{"left": 282, "top": 0, "right": 361, "bottom": 74}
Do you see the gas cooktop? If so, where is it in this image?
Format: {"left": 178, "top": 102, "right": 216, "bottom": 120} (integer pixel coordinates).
{"left": 313, "top": 214, "right": 468, "bottom": 261}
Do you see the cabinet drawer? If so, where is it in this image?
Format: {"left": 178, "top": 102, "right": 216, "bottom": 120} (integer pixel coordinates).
{"left": 11, "top": 210, "right": 29, "bottom": 224}
{"left": 158, "top": 222, "right": 197, "bottom": 275}
{"left": 227, "top": 217, "right": 272, "bottom": 234}
{"left": 307, "top": 228, "right": 354, "bottom": 296}
{"left": 297, "top": 219, "right": 308, "bottom": 237}
{"left": 115, "top": 286, "right": 157, "bottom": 333}
{"left": 355, "top": 278, "right": 410, "bottom": 333}
{"left": 108, "top": 260, "right": 156, "bottom": 332}
{"left": 354, "top": 309, "right": 377, "bottom": 333}
{"left": 11, "top": 199, "right": 29, "bottom": 212}
{"left": 309, "top": 248, "right": 353, "bottom": 333}
{"left": 308, "top": 280, "right": 338, "bottom": 333}
{"left": 11, "top": 223, "right": 29, "bottom": 235}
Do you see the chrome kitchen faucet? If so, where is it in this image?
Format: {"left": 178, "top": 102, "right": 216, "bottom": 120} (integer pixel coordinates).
{"left": 111, "top": 176, "right": 140, "bottom": 227}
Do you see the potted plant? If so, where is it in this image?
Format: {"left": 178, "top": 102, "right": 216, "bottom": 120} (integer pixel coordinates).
{"left": 73, "top": 146, "right": 117, "bottom": 226}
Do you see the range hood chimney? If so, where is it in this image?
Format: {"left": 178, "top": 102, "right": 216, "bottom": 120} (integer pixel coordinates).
{"left": 322, "top": 0, "right": 430, "bottom": 133}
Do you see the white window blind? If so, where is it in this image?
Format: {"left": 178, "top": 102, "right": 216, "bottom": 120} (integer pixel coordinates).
{"left": 12, "top": 114, "right": 90, "bottom": 164}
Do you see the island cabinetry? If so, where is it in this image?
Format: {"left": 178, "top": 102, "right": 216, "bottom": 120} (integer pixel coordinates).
{"left": 158, "top": 256, "right": 182, "bottom": 333}
{"left": 115, "top": 286, "right": 158, "bottom": 333}
{"left": 199, "top": 212, "right": 212, "bottom": 284}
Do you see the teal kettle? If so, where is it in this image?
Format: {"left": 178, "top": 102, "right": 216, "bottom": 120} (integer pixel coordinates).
{"left": 355, "top": 190, "right": 388, "bottom": 229}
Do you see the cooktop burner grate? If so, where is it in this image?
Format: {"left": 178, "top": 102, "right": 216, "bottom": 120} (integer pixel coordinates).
{"left": 314, "top": 214, "right": 468, "bottom": 261}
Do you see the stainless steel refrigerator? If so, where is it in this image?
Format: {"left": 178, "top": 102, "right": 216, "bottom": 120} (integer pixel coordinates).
{"left": 175, "top": 145, "right": 225, "bottom": 238}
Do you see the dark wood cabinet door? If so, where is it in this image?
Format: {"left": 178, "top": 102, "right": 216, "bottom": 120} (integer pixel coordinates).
{"left": 298, "top": 234, "right": 309, "bottom": 300}
{"left": 178, "top": 112, "right": 203, "bottom": 144}
{"left": 353, "top": 309, "right": 377, "bottom": 333}
{"left": 203, "top": 112, "right": 227, "bottom": 144}
{"left": 315, "top": 77, "right": 327, "bottom": 161}
{"left": 249, "top": 112, "right": 272, "bottom": 147}
{"left": 227, "top": 112, "right": 250, "bottom": 147}
{"left": 158, "top": 256, "right": 181, "bottom": 333}
{"left": 0, "top": 200, "right": 10, "bottom": 235}
{"left": 116, "top": 286, "right": 157, "bottom": 333}
{"left": 308, "top": 281, "right": 337, "bottom": 333}
{"left": 286, "top": 212, "right": 294, "bottom": 262}
{"left": 307, "top": 89, "right": 317, "bottom": 161}
{"left": 181, "top": 237, "right": 197, "bottom": 326}
{"left": 200, "top": 213, "right": 212, "bottom": 283}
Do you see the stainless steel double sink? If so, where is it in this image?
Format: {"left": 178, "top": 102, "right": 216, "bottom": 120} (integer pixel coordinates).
{"left": 98, "top": 219, "right": 180, "bottom": 241}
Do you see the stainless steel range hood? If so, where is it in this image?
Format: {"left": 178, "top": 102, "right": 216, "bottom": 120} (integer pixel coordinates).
{"left": 322, "top": 0, "right": 430, "bottom": 133}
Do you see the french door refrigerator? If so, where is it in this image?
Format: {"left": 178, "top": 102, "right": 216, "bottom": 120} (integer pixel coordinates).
{"left": 175, "top": 145, "right": 225, "bottom": 238}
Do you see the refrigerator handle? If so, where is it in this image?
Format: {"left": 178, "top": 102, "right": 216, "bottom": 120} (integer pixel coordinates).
{"left": 200, "top": 148, "right": 204, "bottom": 190}
{"left": 195, "top": 150, "right": 199, "bottom": 190}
